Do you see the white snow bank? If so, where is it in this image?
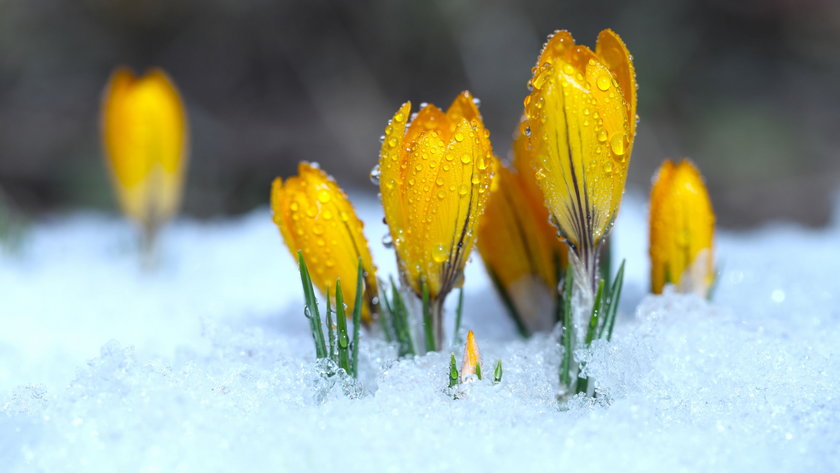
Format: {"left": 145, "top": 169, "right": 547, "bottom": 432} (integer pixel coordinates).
{"left": 1, "top": 193, "right": 839, "bottom": 472}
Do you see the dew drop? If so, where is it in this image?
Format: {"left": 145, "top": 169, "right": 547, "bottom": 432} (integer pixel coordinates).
{"left": 597, "top": 75, "right": 611, "bottom": 91}
{"left": 461, "top": 155, "right": 472, "bottom": 164}
{"left": 290, "top": 202, "right": 299, "bottom": 211}
{"left": 388, "top": 138, "right": 397, "bottom": 148}
{"left": 382, "top": 233, "right": 394, "bottom": 248}
{"left": 317, "top": 190, "right": 331, "bottom": 203}
{"left": 455, "top": 133, "right": 464, "bottom": 142}
{"left": 378, "top": 135, "right": 385, "bottom": 144}
{"left": 610, "top": 133, "right": 626, "bottom": 156}
{"left": 458, "top": 184, "right": 469, "bottom": 196}
{"left": 597, "top": 130, "right": 608, "bottom": 142}
{"left": 432, "top": 244, "right": 448, "bottom": 263}
{"left": 369, "top": 164, "right": 381, "bottom": 185}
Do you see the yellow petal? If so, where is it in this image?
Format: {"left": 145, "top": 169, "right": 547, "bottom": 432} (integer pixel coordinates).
{"left": 649, "top": 159, "right": 715, "bottom": 296}
{"left": 271, "top": 162, "right": 379, "bottom": 322}
{"left": 379, "top": 94, "right": 495, "bottom": 301}
{"left": 460, "top": 330, "right": 481, "bottom": 380}
{"left": 477, "top": 156, "right": 567, "bottom": 333}
{"left": 596, "top": 29, "right": 637, "bottom": 140}
{"left": 101, "top": 67, "right": 188, "bottom": 235}
{"left": 524, "top": 30, "right": 633, "bottom": 286}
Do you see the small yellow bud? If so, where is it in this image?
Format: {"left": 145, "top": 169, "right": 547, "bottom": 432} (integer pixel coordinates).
{"left": 460, "top": 330, "right": 481, "bottom": 381}
{"left": 271, "top": 162, "right": 378, "bottom": 322}
{"left": 101, "top": 67, "right": 188, "bottom": 245}
{"left": 649, "top": 159, "right": 716, "bottom": 297}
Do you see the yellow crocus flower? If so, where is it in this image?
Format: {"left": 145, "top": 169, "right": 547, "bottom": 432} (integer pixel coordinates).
{"left": 522, "top": 29, "right": 636, "bottom": 290}
{"left": 378, "top": 92, "right": 495, "bottom": 345}
{"left": 101, "top": 67, "right": 189, "bottom": 248}
{"left": 271, "top": 162, "right": 378, "bottom": 322}
{"left": 477, "top": 129, "right": 568, "bottom": 335}
{"left": 649, "top": 159, "right": 715, "bottom": 297}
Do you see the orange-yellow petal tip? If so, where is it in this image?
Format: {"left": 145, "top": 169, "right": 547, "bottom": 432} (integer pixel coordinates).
{"left": 460, "top": 330, "right": 481, "bottom": 380}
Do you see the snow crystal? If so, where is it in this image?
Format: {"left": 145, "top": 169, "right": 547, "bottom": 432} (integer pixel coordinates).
{"left": 1, "top": 193, "right": 839, "bottom": 472}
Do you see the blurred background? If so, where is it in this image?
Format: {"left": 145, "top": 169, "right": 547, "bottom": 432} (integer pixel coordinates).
{"left": 0, "top": 0, "right": 838, "bottom": 227}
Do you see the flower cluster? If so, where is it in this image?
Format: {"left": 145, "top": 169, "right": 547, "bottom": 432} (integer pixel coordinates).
{"left": 96, "top": 28, "right": 717, "bottom": 392}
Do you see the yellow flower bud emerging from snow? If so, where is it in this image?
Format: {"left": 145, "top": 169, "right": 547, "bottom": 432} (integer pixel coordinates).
{"left": 522, "top": 29, "right": 637, "bottom": 289}
{"left": 101, "top": 67, "right": 189, "bottom": 246}
{"left": 649, "top": 159, "right": 715, "bottom": 297}
{"left": 271, "top": 162, "right": 378, "bottom": 322}
{"left": 460, "top": 330, "right": 482, "bottom": 382}
{"left": 377, "top": 92, "right": 495, "bottom": 302}
{"left": 477, "top": 129, "right": 568, "bottom": 335}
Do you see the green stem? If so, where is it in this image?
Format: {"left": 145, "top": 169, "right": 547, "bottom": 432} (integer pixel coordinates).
{"left": 422, "top": 280, "right": 436, "bottom": 353}
{"left": 560, "top": 265, "right": 574, "bottom": 390}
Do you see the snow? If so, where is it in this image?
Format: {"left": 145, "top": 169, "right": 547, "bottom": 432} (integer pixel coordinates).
{"left": 1, "top": 193, "right": 839, "bottom": 472}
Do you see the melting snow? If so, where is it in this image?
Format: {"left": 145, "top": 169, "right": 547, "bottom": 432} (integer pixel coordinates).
{"left": 1, "top": 193, "right": 839, "bottom": 472}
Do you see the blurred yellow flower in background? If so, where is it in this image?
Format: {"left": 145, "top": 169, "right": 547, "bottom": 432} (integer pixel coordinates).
{"left": 522, "top": 29, "right": 636, "bottom": 290}
{"left": 477, "top": 129, "right": 568, "bottom": 335}
{"left": 101, "top": 67, "right": 188, "bottom": 250}
{"left": 272, "top": 162, "right": 378, "bottom": 322}
{"left": 649, "top": 159, "right": 715, "bottom": 297}
{"left": 377, "top": 91, "right": 495, "bottom": 348}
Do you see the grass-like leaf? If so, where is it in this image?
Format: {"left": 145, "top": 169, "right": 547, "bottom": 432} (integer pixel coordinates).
{"left": 298, "top": 251, "right": 327, "bottom": 359}
{"left": 449, "top": 353, "right": 459, "bottom": 388}
{"left": 453, "top": 288, "right": 465, "bottom": 347}
{"left": 325, "top": 286, "right": 336, "bottom": 362}
{"left": 351, "top": 259, "right": 364, "bottom": 377}
{"left": 493, "top": 360, "right": 503, "bottom": 384}
{"left": 421, "top": 279, "right": 435, "bottom": 352}
{"left": 389, "top": 277, "right": 415, "bottom": 356}
{"left": 335, "top": 280, "right": 351, "bottom": 374}
{"left": 600, "top": 259, "right": 626, "bottom": 341}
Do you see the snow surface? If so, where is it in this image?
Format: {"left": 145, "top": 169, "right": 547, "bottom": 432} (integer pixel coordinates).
{"left": 1, "top": 193, "right": 839, "bottom": 472}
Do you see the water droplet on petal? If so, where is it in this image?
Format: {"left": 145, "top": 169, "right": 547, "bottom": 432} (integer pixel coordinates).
{"left": 610, "top": 133, "right": 626, "bottom": 156}
{"left": 597, "top": 75, "right": 611, "bottom": 91}
{"left": 369, "top": 164, "right": 381, "bottom": 185}
{"left": 432, "top": 244, "right": 448, "bottom": 263}
{"left": 597, "top": 130, "right": 608, "bottom": 142}
{"left": 382, "top": 233, "right": 394, "bottom": 248}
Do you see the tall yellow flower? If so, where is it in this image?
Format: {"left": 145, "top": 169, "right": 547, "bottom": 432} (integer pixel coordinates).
{"left": 649, "top": 159, "right": 715, "bottom": 297}
{"left": 101, "top": 67, "right": 189, "bottom": 248}
{"left": 271, "top": 162, "right": 378, "bottom": 322}
{"left": 523, "top": 29, "right": 636, "bottom": 290}
{"left": 378, "top": 91, "right": 495, "bottom": 347}
{"left": 477, "top": 129, "right": 568, "bottom": 335}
